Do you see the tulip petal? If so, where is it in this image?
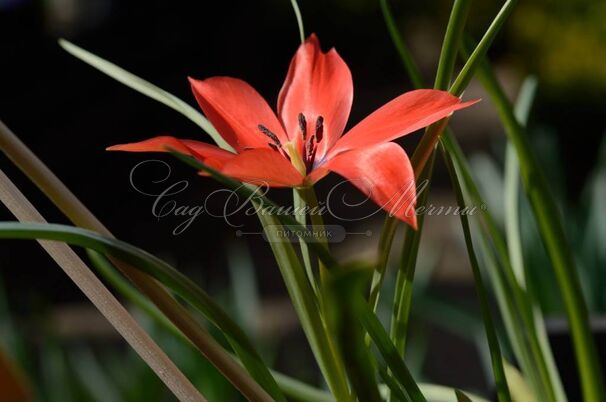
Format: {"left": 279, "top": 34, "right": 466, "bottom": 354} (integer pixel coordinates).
{"left": 220, "top": 149, "right": 304, "bottom": 187}
{"left": 278, "top": 34, "right": 353, "bottom": 160}
{"left": 107, "top": 135, "right": 235, "bottom": 170}
{"left": 189, "top": 77, "right": 288, "bottom": 152}
{"left": 330, "top": 90, "right": 479, "bottom": 156}
{"left": 319, "top": 142, "right": 417, "bottom": 228}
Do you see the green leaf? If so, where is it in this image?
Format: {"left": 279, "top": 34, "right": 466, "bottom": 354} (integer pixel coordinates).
{"left": 465, "top": 40, "right": 605, "bottom": 400}
{"left": 357, "top": 298, "right": 426, "bottom": 402}
{"left": 0, "top": 222, "right": 284, "bottom": 402}
{"left": 327, "top": 268, "right": 382, "bottom": 402}
{"left": 379, "top": 366, "right": 411, "bottom": 402}
{"left": 58, "top": 39, "right": 232, "bottom": 152}
{"left": 442, "top": 146, "right": 511, "bottom": 402}
{"left": 390, "top": 155, "right": 435, "bottom": 354}
{"left": 289, "top": 0, "right": 305, "bottom": 43}
{"left": 257, "top": 213, "right": 352, "bottom": 402}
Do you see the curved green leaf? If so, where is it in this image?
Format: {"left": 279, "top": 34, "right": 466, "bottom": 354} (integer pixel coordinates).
{"left": 0, "top": 222, "right": 284, "bottom": 402}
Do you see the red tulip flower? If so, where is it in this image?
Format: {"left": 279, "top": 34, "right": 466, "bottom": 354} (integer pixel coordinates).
{"left": 109, "top": 35, "right": 477, "bottom": 228}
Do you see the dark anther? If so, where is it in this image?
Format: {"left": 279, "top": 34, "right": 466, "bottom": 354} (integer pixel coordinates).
{"left": 315, "top": 116, "right": 324, "bottom": 142}
{"left": 268, "top": 143, "right": 279, "bottom": 151}
{"left": 258, "top": 124, "right": 281, "bottom": 146}
{"left": 298, "top": 113, "right": 307, "bottom": 139}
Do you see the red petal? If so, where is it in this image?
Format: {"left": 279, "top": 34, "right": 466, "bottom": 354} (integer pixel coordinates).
{"left": 330, "top": 90, "right": 479, "bottom": 156}
{"left": 319, "top": 142, "right": 418, "bottom": 228}
{"left": 107, "top": 136, "right": 235, "bottom": 170}
{"left": 278, "top": 34, "right": 353, "bottom": 160}
{"left": 220, "top": 149, "right": 304, "bottom": 187}
{"left": 189, "top": 77, "right": 288, "bottom": 152}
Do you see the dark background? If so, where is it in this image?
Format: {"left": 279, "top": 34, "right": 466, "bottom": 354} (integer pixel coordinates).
{"left": 1, "top": 0, "right": 605, "bottom": 400}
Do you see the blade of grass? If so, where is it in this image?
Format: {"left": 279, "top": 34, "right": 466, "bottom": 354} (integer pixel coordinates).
{"left": 289, "top": 0, "right": 305, "bottom": 43}
{"left": 379, "top": 366, "right": 412, "bottom": 402}
{"left": 380, "top": 2, "right": 562, "bottom": 400}
{"left": 258, "top": 213, "right": 352, "bottom": 402}
{"left": 442, "top": 133, "right": 558, "bottom": 402}
{"left": 358, "top": 298, "right": 426, "bottom": 402}
{"left": 441, "top": 146, "right": 511, "bottom": 402}
{"left": 58, "top": 40, "right": 232, "bottom": 152}
{"left": 373, "top": 0, "right": 470, "bottom": 330}
{"left": 379, "top": 0, "right": 424, "bottom": 89}
{"left": 468, "top": 43, "right": 605, "bottom": 401}
{"left": 0, "top": 169, "right": 207, "bottom": 402}
{"left": 328, "top": 269, "right": 383, "bottom": 402}
{"left": 503, "top": 77, "right": 566, "bottom": 401}
{"left": 434, "top": 0, "right": 472, "bottom": 90}
{"left": 389, "top": 156, "right": 435, "bottom": 354}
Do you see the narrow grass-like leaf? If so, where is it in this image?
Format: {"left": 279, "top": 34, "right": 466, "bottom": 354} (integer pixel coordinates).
{"left": 328, "top": 269, "right": 382, "bottom": 402}
{"left": 379, "top": 0, "right": 424, "bottom": 88}
{"left": 368, "top": 215, "right": 398, "bottom": 311}
{"left": 505, "top": 77, "right": 538, "bottom": 287}
{"left": 289, "top": 0, "right": 305, "bottom": 43}
{"left": 0, "top": 171, "right": 207, "bottom": 402}
{"left": 379, "top": 366, "right": 411, "bottom": 402}
{"left": 0, "top": 120, "right": 280, "bottom": 401}
{"left": 468, "top": 43, "right": 605, "bottom": 401}
{"left": 390, "top": 156, "right": 435, "bottom": 354}
{"left": 91, "top": 248, "right": 341, "bottom": 402}
{"left": 379, "top": 2, "right": 563, "bottom": 400}
{"left": 434, "top": 0, "right": 471, "bottom": 90}
{"left": 0, "top": 222, "right": 281, "bottom": 402}
{"left": 58, "top": 40, "right": 232, "bottom": 151}
{"left": 257, "top": 213, "right": 352, "bottom": 402}
{"left": 442, "top": 147, "right": 511, "bottom": 402}
{"left": 358, "top": 299, "right": 426, "bottom": 402}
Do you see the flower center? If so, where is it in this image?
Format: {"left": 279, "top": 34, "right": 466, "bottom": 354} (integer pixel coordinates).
{"left": 298, "top": 113, "right": 324, "bottom": 173}
{"left": 257, "top": 113, "right": 324, "bottom": 175}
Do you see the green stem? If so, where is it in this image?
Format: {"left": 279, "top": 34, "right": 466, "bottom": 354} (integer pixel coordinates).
{"left": 298, "top": 186, "right": 329, "bottom": 287}
{"left": 471, "top": 50, "right": 605, "bottom": 402}
{"left": 258, "top": 213, "right": 352, "bottom": 402}
{"left": 368, "top": 215, "right": 398, "bottom": 311}
{"left": 390, "top": 155, "right": 435, "bottom": 355}
{"left": 434, "top": 0, "right": 472, "bottom": 90}
{"left": 293, "top": 188, "right": 318, "bottom": 297}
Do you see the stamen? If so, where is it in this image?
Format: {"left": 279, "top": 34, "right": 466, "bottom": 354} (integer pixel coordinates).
{"left": 298, "top": 113, "right": 307, "bottom": 139}
{"left": 258, "top": 124, "right": 281, "bottom": 146}
{"left": 315, "top": 116, "right": 324, "bottom": 142}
